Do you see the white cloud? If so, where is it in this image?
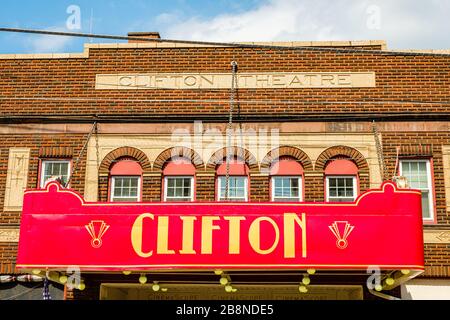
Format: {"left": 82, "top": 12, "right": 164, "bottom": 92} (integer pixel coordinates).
{"left": 156, "top": 0, "right": 450, "bottom": 49}
{"left": 28, "top": 27, "right": 74, "bottom": 53}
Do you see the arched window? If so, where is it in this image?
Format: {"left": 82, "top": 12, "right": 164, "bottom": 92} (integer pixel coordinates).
{"left": 216, "top": 158, "right": 249, "bottom": 201}
{"left": 325, "top": 159, "right": 359, "bottom": 202}
{"left": 270, "top": 156, "right": 303, "bottom": 202}
{"left": 163, "top": 156, "right": 195, "bottom": 202}
{"left": 109, "top": 157, "right": 142, "bottom": 202}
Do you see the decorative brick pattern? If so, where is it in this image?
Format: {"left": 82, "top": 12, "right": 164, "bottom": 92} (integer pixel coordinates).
{"left": 98, "top": 146, "right": 151, "bottom": 175}
{"left": 260, "top": 146, "right": 313, "bottom": 171}
{"left": 206, "top": 146, "right": 258, "bottom": 172}
{"left": 39, "top": 146, "right": 74, "bottom": 158}
{"left": 315, "top": 146, "right": 369, "bottom": 172}
{"left": 153, "top": 147, "right": 204, "bottom": 171}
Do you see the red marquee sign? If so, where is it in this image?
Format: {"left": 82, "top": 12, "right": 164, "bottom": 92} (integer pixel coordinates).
{"left": 17, "top": 181, "right": 424, "bottom": 271}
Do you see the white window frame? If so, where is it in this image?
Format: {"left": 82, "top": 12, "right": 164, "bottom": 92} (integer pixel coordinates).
{"left": 399, "top": 159, "right": 434, "bottom": 222}
{"left": 271, "top": 176, "right": 302, "bottom": 202}
{"left": 110, "top": 175, "right": 141, "bottom": 202}
{"left": 40, "top": 160, "right": 71, "bottom": 188}
{"left": 163, "top": 176, "right": 194, "bottom": 202}
{"left": 217, "top": 176, "right": 248, "bottom": 201}
{"left": 326, "top": 175, "right": 357, "bottom": 202}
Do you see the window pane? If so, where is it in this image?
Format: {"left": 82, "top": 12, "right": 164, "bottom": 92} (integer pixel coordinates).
{"left": 42, "top": 161, "right": 70, "bottom": 187}
{"left": 112, "top": 176, "right": 139, "bottom": 202}
{"left": 327, "top": 177, "right": 355, "bottom": 202}
{"left": 421, "top": 191, "right": 430, "bottom": 219}
{"left": 273, "top": 177, "right": 301, "bottom": 201}
{"left": 329, "top": 178, "right": 336, "bottom": 187}
{"left": 345, "top": 178, "right": 353, "bottom": 186}
{"left": 167, "top": 187, "right": 175, "bottom": 197}
{"left": 165, "top": 177, "right": 192, "bottom": 201}
{"left": 219, "top": 176, "right": 247, "bottom": 201}
{"left": 274, "top": 178, "right": 282, "bottom": 189}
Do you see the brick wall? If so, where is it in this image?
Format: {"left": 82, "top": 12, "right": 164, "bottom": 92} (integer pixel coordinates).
{"left": 1, "top": 44, "right": 449, "bottom": 295}
{"left": 1, "top": 47, "right": 450, "bottom": 119}
{"left": 0, "top": 243, "right": 17, "bottom": 273}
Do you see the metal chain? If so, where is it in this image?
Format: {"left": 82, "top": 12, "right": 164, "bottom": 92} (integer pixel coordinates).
{"left": 65, "top": 121, "right": 97, "bottom": 188}
{"left": 372, "top": 120, "right": 387, "bottom": 181}
{"left": 95, "top": 123, "right": 100, "bottom": 170}
{"left": 225, "top": 61, "right": 238, "bottom": 200}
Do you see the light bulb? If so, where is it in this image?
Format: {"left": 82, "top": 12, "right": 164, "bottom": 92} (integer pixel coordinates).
{"left": 225, "top": 285, "right": 233, "bottom": 293}
{"left": 375, "top": 284, "right": 383, "bottom": 292}
{"left": 401, "top": 269, "right": 410, "bottom": 275}
{"left": 385, "top": 277, "right": 395, "bottom": 286}
{"left": 214, "top": 270, "right": 223, "bottom": 275}
{"left": 152, "top": 283, "right": 160, "bottom": 291}
{"left": 307, "top": 269, "right": 316, "bottom": 275}
{"left": 220, "top": 277, "right": 229, "bottom": 285}
{"left": 78, "top": 282, "right": 86, "bottom": 291}
{"left": 302, "top": 276, "right": 310, "bottom": 285}
{"left": 123, "top": 271, "right": 131, "bottom": 276}
{"left": 161, "top": 288, "right": 168, "bottom": 292}
{"left": 298, "top": 285, "right": 308, "bottom": 293}
{"left": 59, "top": 275, "right": 68, "bottom": 284}
{"left": 139, "top": 275, "right": 147, "bottom": 284}
{"left": 232, "top": 288, "right": 237, "bottom": 292}
{"left": 32, "top": 269, "right": 41, "bottom": 275}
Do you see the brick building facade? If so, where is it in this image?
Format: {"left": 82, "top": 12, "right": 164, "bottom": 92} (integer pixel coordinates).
{"left": 0, "top": 34, "right": 449, "bottom": 300}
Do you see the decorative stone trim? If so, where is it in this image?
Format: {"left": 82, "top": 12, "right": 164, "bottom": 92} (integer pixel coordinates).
{"left": 249, "top": 173, "right": 270, "bottom": 177}
{"left": 4, "top": 148, "right": 30, "bottom": 212}
{"left": 143, "top": 173, "right": 162, "bottom": 177}
{"left": 0, "top": 228, "right": 19, "bottom": 242}
{"left": 195, "top": 172, "right": 216, "bottom": 177}
{"left": 424, "top": 229, "right": 450, "bottom": 244}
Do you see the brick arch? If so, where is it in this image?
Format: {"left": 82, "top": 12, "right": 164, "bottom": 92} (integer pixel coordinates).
{"left": 315, "top": 146, "right": 369, "bottom": 172}
{"left": 153, "top": 146, "right": 204, "bottom": 171}
{"left": 99, "top": 146, "right": 151, "bottom": 174}
{"left": 260, "top": 146, "right": 313, "bottom": 171}
{"left": 206, "top": 146, "right": 259, "bottom": 171}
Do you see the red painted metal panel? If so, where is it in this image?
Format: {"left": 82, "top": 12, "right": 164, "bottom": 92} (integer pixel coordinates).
{"left": 270, "top": 158, "right": 304, "bottom": 175}
{"left": 325, "top": 159, "right": 358, "bottom": 175}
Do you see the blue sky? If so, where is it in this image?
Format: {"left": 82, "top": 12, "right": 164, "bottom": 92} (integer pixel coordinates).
{"left": 1, "top": 0, "right": 450, "bottom": 53}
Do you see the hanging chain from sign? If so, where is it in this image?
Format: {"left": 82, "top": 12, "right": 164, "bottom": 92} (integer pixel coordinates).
{"left": 372, "top": 120, "right": 387, "bottom": 181}
{"left": 65, "top": 122, "right": 98, "bottom": 188}
{"left": 225, "top": 61, "right": 238, "bottom": 200}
